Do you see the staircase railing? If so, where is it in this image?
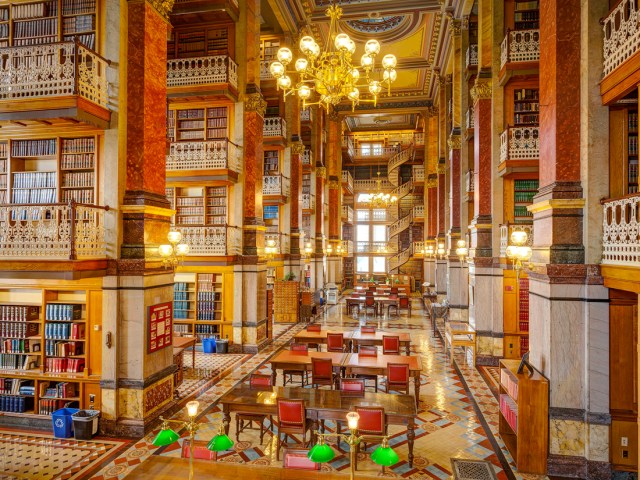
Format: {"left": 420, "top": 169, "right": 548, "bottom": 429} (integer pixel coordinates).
{"left": 387, "top": 145, "right": 415, "bottom": 187}
{"left": 389, "top": 244, "right": 413, "bottom": 273}
{"left": 389, "top": 211, "right": 413, "bottom": 239}
{"left": 391, "top": 180, "right": 413, "bottom": 200}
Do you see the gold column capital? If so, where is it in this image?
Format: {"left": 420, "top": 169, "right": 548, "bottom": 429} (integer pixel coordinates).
{"left": 244, "top": 92, "right": 267, "bottom": 117}
{"left": 448, "top": 18, "right": 461, "bottom": 36}
{"left": 426, "top": 174, "right": 438, "bottom": 188}
{"left": 316, "top": 167, "right": 327, "bottom": 179}
{"left": 138, "top": 0, "right": 175, "bottom": 21}
{"left": 328, "top": 179, "right": 340, "bottom": 189}
{"left": 470, "top": 77, "right": 492, "bottom": 104}
{"left": 436, "top": 161, "right": 446, "bottom": 175}
{"left": 290, "top": 142, "right": 306, "bottom": 155}
{"left": 447, "top": 134, "right": 462, "bottom": 150}
{"left": 327, "top": 109, "right": 341, "bottom": 123}
{"left": 461, "top": 15, "right": 470, "bottom": 30}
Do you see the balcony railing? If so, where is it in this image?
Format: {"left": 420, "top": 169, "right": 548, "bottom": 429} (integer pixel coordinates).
{"left": 500, "top": 29, "right": 540, "bottom": 70}
{"left": 302, "top": 149, "right": 313, "bottom": 165}
{"left": 500, "top": 126, "right": 539, "bottom": 162}
{"left": 341, "top": 239, "right": 353, "bottom": 255}
{"left": 302, "top": 193, "right": 315, "bottom": 210}
{"left": 353, "top": 146, "right": 400, "bottom": 158}
{"left": 0, "top": 40, "right": 109, "bottom": 109}
{"left": 341, "top": 135, "right": 356, "bottom": 158}
{"left": 173, "top": 225, "right": 241, "bottom": 256}
{"left": 166, "top": 140, "right": 241, "bottom": 173}
{"left": 259, "top": 60, "right": 273, "bottom": 80}
{"left": 413, "top": 205, "right": 424, "bottom": 218}
{"left": 263, "top": 174, "right": 290, "bottom": 196}
{"left": 499, "top": 224, "right": 533, "bottom": 257}
{"left": 413, "top": 241, "right": 425, "bottom": 255}
{"left": 341, "top": 205, "right": 354, "bottom": 223}
{"left": 0, "top": 203, "right": 109, "bottom": 260}
{"left": 167, "top": 55, "right": 238, "bottom": 90}
{"left": 301, "top": 108, "right": 311, "bottom": 122}
{"left": 263, "top": 117, "right": 287, "bottom": 138}
{"left": 354, "top": 178, "right": 394, "bottom": 191}
{"left": 265, "top": 233, "right": 290, "bottom": 255}
{"left": 341, "top": 170, "right": 354, "bottom": 192}
{"left": 413, "top": 166, "right": 425, "bottom": 183}
{"left": 603, "top": 0, "right": 640, "bottom": 78}
{"left": 356, "top": 241, "right": 398, "bottom": 254}
{"left": 466, "top": 44, "right": 478, "bottom": 68}
{"left": 466, "top": 107, "right": 474, "bottom": 130}
{"left": 465, "top": 170, "right": 475, "bottom": 193}
{"left": 602, "top": 194, "right": 640, "bottom": 265}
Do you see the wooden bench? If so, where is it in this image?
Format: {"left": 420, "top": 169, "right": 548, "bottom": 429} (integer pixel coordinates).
{"left": 445, "top": 321, "right": 476, "bottom": 366}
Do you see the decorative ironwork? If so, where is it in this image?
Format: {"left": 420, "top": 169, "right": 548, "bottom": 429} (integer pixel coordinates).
{"left": 166, "top": 140, "right": 241, "bottom": 172}
{"left": 466, "top": 107, "right": 474, "bottom": 130}
{"left": 602, "top": 194, "right": 640, "bottom": 265}
{"left": 413, "top": 205, "right": 424, "bottom": 218}
{"left": 260, "top": 60, "right": 273, "bottom": 80}
{"left": 0, "top": 203, "right": 109, "bottom": 259}
{"left": 263, "top": 116, "right": 287, "bottom": 137}
{"left": 500, "top": 29, "right": 540, "bottom": 70}
{"left": 500, "top": 126, "right": 539, "bottom": 162}
{"left": 302, "top": 149, "right": 313, "bottom": 165}
{"left": 302, "top": 193, "right": 315, "bottom": 210}
{"left": 263, "top": 174, "right": 290, "bottom": 196}
{"left": 603, "top": 0, "right": 640, "bottom": 77}
{"left": 413, "top": 241, "right": 425, "bottom": 255}
{"left": 499, "top": 224, "right": 533, "bottom": 258}
{"left": 466, "top": 44, "right": 478, "bottom": 68}
{"left": 167, "top": 56, "right": 238, "bottom": 89}
{"left": 389, "top": 212, "right": 413, "bottom": 239}
{"left": 412, "top": 165, "right": 425, "bottom": 183}
{"left": 300, "top": 108, "right": 311, "bottom": 122}
{"left": 449, "top": 18, "right": 461, "bottom": 36}
{"left": 245, "top": 92, "right": 267, "bottom": 117}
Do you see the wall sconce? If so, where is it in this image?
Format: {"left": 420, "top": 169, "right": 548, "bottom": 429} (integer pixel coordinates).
{"left": 455, "top": 239, "right": 468, "bottom": 263}
{"left": 436, "top": 242, "right": 446, "bottom": 259}
{"left": 506, "top": 230, "right": 532, "bottom": 279}
{"left": 336, "top": 243, "right": 344, "bottom": 256}
{"left": 159, "top": 230, "right": 190, "bottom": 268}
{"left": 304, "top": 241, "right": 313, "bottom": 256}
{"left": 425, "top": 244, "right": 435, "bottom": 257}
{"left": 326, "top": 243, "right": 333, "bottom": 256}
{"left": 265, "top": 238, "right": 278, "bottom": 258}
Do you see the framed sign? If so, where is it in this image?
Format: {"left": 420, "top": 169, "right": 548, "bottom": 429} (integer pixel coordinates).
{"left": 148, "top": 302, "right": 173, "bottom": 353}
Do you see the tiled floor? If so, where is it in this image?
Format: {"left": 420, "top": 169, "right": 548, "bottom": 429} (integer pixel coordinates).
{"left": 0, "top": 300, "right": 549, "bottom": 479}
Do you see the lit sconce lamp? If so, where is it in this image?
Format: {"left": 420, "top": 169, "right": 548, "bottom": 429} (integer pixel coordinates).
{"left": 152, "top": 400, "right": 234, "bottom": 480}
{"left": 308, "top": 411, "right": 398, "bottom": 480}
{"left": 265, "top": 238, "right": 278, "bottom": 258}
{"left": 455, "top": 239, "right": 468, "bottom": 263}
{"left": 158, "top": 230, "right": 190, "bottom": 269}
{"left": 506, "top": 230, "right": 532, "bottom": 279}
{"left": 326, "top": 243, "right": 333, "bottom": 256}
{"left": 436, "top": 242, "right": 446, "bottom": 259}
{"left": 304, "top": 241, "right": 313, "bottom": 256}
{"left": 336, "top": 243, "right": 344, "bottom": 256}
{"left": 425, "top": 244, "right": 435, "bottom": 257}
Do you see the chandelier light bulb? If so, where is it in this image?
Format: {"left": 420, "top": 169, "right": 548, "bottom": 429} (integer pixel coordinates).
{"left": 505, "top": 245, "right": 517, "bottom": 258}
{"left": 368, "top": 80, "right": 382, "bottom": 95}
{"left": 347, "top": 87, "right": 360, "bottom": 101}
{"left": 277, "top": 75, "right": 292, "bottom": 89}
{"left": 350, "top": 68, "right": 360, "bottom": 81}
{"left": 298, "top": 84, "right": 312, "bottom": 99}
{"left": 269, "top": 61, "right": 285, "bottom": 78}
{"left": 299, "top": 36, "right": 315, "bottom": 54}
{"left": 381, "top": 53, "right": 397, "bottom": 69}
{"left": 158, "top": 244, "right": 173, "bottom": 258}
{"left": 518, "top": 246, "right": 533, "bottom": 261}
{"left": 360, "top": 53, "right": 374, "bottom": 69}
{"left": 510, "top": 230, "right": 528, "bottom": 246}
{"left": 365, "top": 39, "right": 381, "bottom": 55}
{"left": 309, "top": 42, "right": 321, "bottom": 57}
{"left": 295, "top": 58, "right": 308, "bottom": 72}
{"left": 383, "top": 68, "right": 397, "bottom": 82}
{"left": 167, "top": 231, "right": 182, "bottom": 244}
{"left": 175, "top": 243, "right": 190, "bottom": 256}
{"left": 347, "top": 38, "right": 356, "bottom": 54}
{"left": 334, "top": 33, "right": 351, "bottom": 51}
{"left": 277, "top": 47, "right": 293, "bottom": 65}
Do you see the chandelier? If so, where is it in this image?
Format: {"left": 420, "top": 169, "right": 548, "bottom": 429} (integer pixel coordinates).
{"left": 268, "top": 4, "right": 398, "bottom": 112}
{"left": 359, "top": 171, "right": 398, "bottom": 208}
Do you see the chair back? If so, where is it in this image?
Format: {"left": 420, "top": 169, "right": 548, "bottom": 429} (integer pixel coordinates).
{"left": 387, "top": 363, "right": 410, "bottom": 384}
{"left": 365, "top": 296, "right": 375, "bottom": 307}
{"left": 326, "top": 333, "right": 344, "bottom": 352}
{"left": 390, "top": 287, "right": 399, "bottom": 294}
{"left": 306, "top": 324, "right": 321, "bottom": 332}
{"left": 277, "top": 399, "right": 305, "bottom": 427}
{"left": 339, "top": 378, "right": 365, "bottom": 394}
{"left": 249, "top": 374, "right": 273, "bottom": 388}
{"left": 399, "top": 296, "right": 410, "bottom": 308}
{"left": 311, "top": 357, "right": 333, "bottom": 380}
{"left": 290, "top": 343, "right": 309, "bottom": 353}
{"left": 368, "top": 286, "right": 377, "bottom": 292}
{"left": 355, "top": 406, "right": 385, "bottom": 435}
{"left": 283, "top": 448, "right": 320, "bottom": 470}
{"left": 359, "top": 345, "right": 378, "bottom": 357}
{"left": 365, "top": 290, "right": 374, "bottom": 297}
{"left": 361, "top": 325, "right": 376, "bottom": 333}
{"left": 382, "top": 335, "right": 400, "bottom": 354}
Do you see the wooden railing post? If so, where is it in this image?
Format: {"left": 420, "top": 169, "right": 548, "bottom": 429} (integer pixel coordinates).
{"left": 69, "top": 201, "right": 77, "bottom": 260}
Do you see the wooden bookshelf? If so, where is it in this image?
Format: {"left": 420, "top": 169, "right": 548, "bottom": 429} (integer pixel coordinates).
{"left": 207, "top": 107, "right": 228, "bottom": 139}
{"left": 274, "top": 280, "right": 299, "bottom": 323}
{"left": 498, "top": 359, "right": 548, "bottom": 474}
{"left": 264, "top": 150, "right": 279, "bottom": 175}
{"left": 60, "top": 137, "right": 96, "bottom": 204}
{"left": 168, "top": 107, "right": 229, "bottom": 142}
{"left": 0, "top": 142, "right": 7, "bottom": 204}
{"left": 259, "top": 37, "right": 281, "bottom": 62}
{"left": 610, "top": 106, "right": 640, "bottom": 197}
{"left": 513, "top": 88, "right": 539, "bottom": 126}
{"left": 167, "top": 24, "right": 234, "bottom": 60}
{"left": 513, "top": 179, "right": 537, "bottom": 224}
{"left": 502, "top": 270, "right": 531, "bottom": 359}
{"left": 205, "top": 186, "right": 227, "bottom": 225}
{"left": 513, "top": 0, "right": 539, "bottom": 30}
{"left": 167, "top": 186, "right": 227, "bottom": 227}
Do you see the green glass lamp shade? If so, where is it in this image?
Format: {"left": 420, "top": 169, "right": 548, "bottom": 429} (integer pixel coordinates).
{"left": 371, "top": 445, "right": 399, "bottom": 466}
{"left": 207, "top": 433, "right": 234, "bottom": 452}
{"left": 307, "top": 443, "right": 335, "bottom": 463}
{"left": 152, "top": 427, "right": 180, "bottom": 447}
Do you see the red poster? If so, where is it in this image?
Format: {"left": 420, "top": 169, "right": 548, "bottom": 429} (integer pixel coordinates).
{"left": 148, "top": 302, "right": 173, "bottom": 353}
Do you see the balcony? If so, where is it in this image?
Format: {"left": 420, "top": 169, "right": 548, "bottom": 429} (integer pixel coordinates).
{"left": 263, "top": 174, "right": 290, "bottom": 203}
{"left": 413, "top": 241, "right": 425, "bottom": 255}
{"left": 302, "top": 193, "right": 315, "bottom": 211}
{"left": 499, "top": 224, "right": 533, "bottom": 257}
{"left": 263, "top": 117, "right": 287, "bottom": 140}
{"left": 0, "top": 41, "right": 111, "bottom": 128}
{"left": 260, "top": 60, "right": 273, "bottom": 81}
{"left": 341, "top": 170, "right": 354, "bottom": 194}
{"left": 466, "top": 44, "right": 478, "bottom": 70}
{"left": 500, "top": 126, "right": 539, "bottom": 163}
{"left": 173, "top": 225, "right": 241, "bottom": 257}
{"left": 356, "top": 241, "right": 398, "bottom": 254}
{"left": 500, "top": 29, "right": 540, "bottom": 75}
{"left": 302, "top": 149, "right": 313, "bottom": 167}
{"left": 413, "top": 205, "right": 424, "bottom": 220}
{"left": 341, "top": 239, "right": 353, "bottom": 255}
{"left": 354, "top": 178, "right": 394, "bottom": 192}
{"left": 170, "top": 0, "right": 239, "bottom": 22}
{"left": 265, "top": 233, "right": 290, "bottom": 255}
{"left": 413, "top": 166, "right": 425, "bottom": 183}
{"left": 341, "top": 205, "right": 354, "bottom": 224}
{"left": 466, "top": 107, "right": 474, "bottom": 131}
{"left": 166, "top": 140, "right": 241, "bottom": 181}
{"left": 342, "top": 135, "right": 356, "bottom": 158}
{"left": 602, "top": 194, "right": 640, "bottom": 266}
{"left": 166, "top": 55, "right": 238, "bottom": 99}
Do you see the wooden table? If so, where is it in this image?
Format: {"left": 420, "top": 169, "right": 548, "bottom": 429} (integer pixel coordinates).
{"left": 218, "top": 384, "right": 418, "bottom": 467}
{"left": 292, "top": 329, "right": 352, "bottom": 349}
{"left": 269, "top": 351, "right": 348, "bottom": 385}
{"left": 445, "top": 321, "right": 476, "bottom": 366}
{"left": 349, "top": 331, "right": 412, "bottom": 355}
{"left": 373, "top": 296, "right": 398, "bottom": 316}
{"left": 342, "top": 353, "right": 422, "bottom": 407}
{"left": 345, "top": 296, "right": 366, "bottom": 315}
{"left": 173, "top": 336, "right": 197, "bottom": 369}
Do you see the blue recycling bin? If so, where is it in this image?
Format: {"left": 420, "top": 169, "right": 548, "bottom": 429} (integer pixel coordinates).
{"left": 202, "top": 337, "right": 216, "bottom": 353}
{"left": 52, "top": 408, "right": 79, "bottom": 438}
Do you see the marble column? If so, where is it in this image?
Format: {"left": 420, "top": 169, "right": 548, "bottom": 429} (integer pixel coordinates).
{"left": 315, "top": 166, "right": 327, "bottom": 290}
{"left": 326, "top": 113, "right": 342, "bottom": 285}
{"left": 435, "top": 166, "right": 447, "bottom": 295}
{"left": 425, "top": 178, "right": 438, "bottom": 285}
{"left": 286, "top": 94, "right": 303, "bottom": 279}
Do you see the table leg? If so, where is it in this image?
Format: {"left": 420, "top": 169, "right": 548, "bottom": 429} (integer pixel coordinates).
{"left": 272, "top": 368, "right": 277, "bottom": 387}
{"left": 414, "top": 373, "right": 420, "bottom": 408}
{"left": 191, "top": 343, "right": 196, "bottom": 369}
{"left": 223, "top": 406, "right": 231, "bottom": 435}
{"left": 405, "top": 341, "right": 410, "bottom": 355}
{"left": 407, "top": 421, "right": 415, "bottom": 467}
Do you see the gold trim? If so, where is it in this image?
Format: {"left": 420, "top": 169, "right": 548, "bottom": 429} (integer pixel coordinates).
{"left": 120, "top": 204, "right": 174, "bottom": 217}
{"left": 426, "top": 178, "right": 437, "bottom": 188}
{"left": 328, "top": 179, "right": 340, "bottom": 189}
{"left": 290, "top": 142, "right": 306, "bottom": 155}
{"left": 449, "top": 19, "right": 461, "bottom": 36}
{"left": 527, "top": 199, "right": 586, "bottom": 214}
{"left": 316, "top": 167, "right": 327, "bottom": 179}
{"left": 243, "top": 225, "right": 267, "bottom": 232}
{"left": 141, "top": 0, "right": 174, "bottom": 21}
{"left": 470, "top": 78, "right": 492, "bottom": 103}
{"left": 447, "top": 134, "right": 461, "bottom": 150}
{"left": 468, "top": 223, "right": 494, "bottom": 230}
{"left": 245, "top": 92, "right": 267, "bottom": 117}
{"left": 436, "top": 163, "right": 446, "bottom": 175}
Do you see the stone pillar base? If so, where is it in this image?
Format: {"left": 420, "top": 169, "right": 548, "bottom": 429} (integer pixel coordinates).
{"left": 327, "top": 256, "right": 341, "bottom": 285}
{"left": 468, "top": 260, "right": 504, "bottom": 358}
{"left": 424, "top": 258, "right": 436, "bottom": 286}
{"left": 435, "top": 259, "right": 447, "bottom": 294}
{"left": 446, "top": 257, "right": 468, "bottom": 310}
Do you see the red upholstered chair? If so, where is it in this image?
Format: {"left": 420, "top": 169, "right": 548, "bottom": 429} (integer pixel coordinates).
{"left": 355, "top": 345, "right": 379, "bottom": 392}
{"left": 236, "top": 374, "right": 274, "bottom": 444}
{"left": 284, "top": 343, "right": 309, "bottom": 386}
{"left": 390, "top": 287, "right": 399, "bottom": 294}
{"left": 361, "top": 325, "right": 376, "bottom": 333}
{"left": 276, "top": 399, "right": 312, "bottom": 460}
{"left": 386, "top": 363, "right": 410, "bottom": 394}
{"left": 283, "top": 448, "right": 320, "bottom": 470}
{"left": 389, "top": 296, "right": 412, "bottom": 317}
{"left": 365, "top": 290, "right": 374, "bottom": 297}
{"left": 305, "top": 324, "right": 321, "bottom": 351}
{"left": 354, "top": 406, "right": 387, "bottom": 471}
{"left": 339, "top": 378, "right": 365, "bottom": 395}
{"left": 311, "top": 357, "right": 336, "bottom": 389}
{"left": 368, "top": 285, "right": 377, "bottom": 292}
{"left": 364, "top": 296, "right": 377, "bottom": 316}
{"left": 326, "top": 333, "right": 345, "bottom": 353}
{"left": 382, "top": 335, "right": 400, "bottom": 355}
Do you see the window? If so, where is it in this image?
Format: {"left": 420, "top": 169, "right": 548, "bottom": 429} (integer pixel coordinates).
{"left": 356, "top": 225, "right": 370, "bottom": 242}
{"left": 359, "top": 143, "right": 383, "bottom": 156}
{"left": 360, "top": 144, "right": 371, "bottom": 156}
{"left": 372, "top": 225, "right": 387, "bottom": 242}
{"left": 372, "top": 257, "right": 386, "bottom": 273}
{"left": 372, "top": 209, "right": 387, "bottom": 221}
{"left": 356, "top": 256, "right": 370, "bottom": 273}
{"left": 372, "top": 143, "right": 383, "bottom": 156}
{"left": 356, "top": 209, "right": 370, "bottom": 221}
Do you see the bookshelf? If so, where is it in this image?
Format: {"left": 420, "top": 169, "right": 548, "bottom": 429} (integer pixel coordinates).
{"left": 503, "top": 270, "right": 531, "bottom": 359}
{"left": 168, "top": 186, "right": 227, "bottom": 227}
{"left": 168, "top": 107, "right": 229, "bottom": 142}
{"left": 167, "top": 109, "right": 176, "bottom": 143}
{"left": 167, "top": 24, "right": 234, "bottom": 60}
{"left": 173, "top": 272, "right": 226, "bottom": 341}
{"left": 513, "top": 179, "right": 537, "bottom": 224}
{"left": 205, "top": 186, "right": 227, "bottom": 225}
{"left": 513, "top": 0, "right": 539, "bottom": 31}
{"left": 174, "top": 186, "right": 205, "bottom": 226}
{"left": 260, "top": 37, "right": 281, "bottom": 61}
{"left": 302, "top": 173, "right": 311, "bottom": 195}
{"left": 0, "top": 6, "right": 8, "bottom": 47}
{"left": 610, "top": 107, "right": 640, "bottom": 197}
{"left": 0, "top": 142, "right": 7, "bottom": 204}
{"left": 60, "top": 137, "right": 96, "bottom": 204}
{"left": 264, "top": 150, "right": 279, "bottom": 175}
{"left": 628, "top": 109, "right": 638, "bottom": 194}
{"left": 343, "top": 257, "right": 354, "bottom": 289}
{"left": 513, "top": 88, "right": 538, "bottom": 126}
{"left": 499, "top": 358, "right": 548, "bottom": 474}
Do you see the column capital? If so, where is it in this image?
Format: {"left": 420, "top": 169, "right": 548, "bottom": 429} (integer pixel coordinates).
{"left": 327, "top": 109, "right": 341, "bottom": 123}
{"left": 427, "top": 174, "right": 438, "bottom": 188}
{"left": 461, "top": 15, "right": 470, "bottom": 31}
{"left": 426, "top": 105, "right": 439, "bottom": 117}
{"left": 470, "top": 77, "right": 492, "bottom": 104}
{"left": 290, "top": 142, "right": 306, "bottom": 155}
{"left": 448, "top": 18, "right": 461, "bottom": 36}
{"left": 328, "top": 177, "right": 341, "bottom": 189}
{"left": 447, "top": 134, "right": 462, "bottom": 150}
{"left": 131, "top": 0, "right": 175, "bottom": 21}
{"left": 316, "top": 166, "right": 327, "bottom": 179}
{"left": 437, "top": 160, "right": 446, "bottom": 175}
{"left": 244, "top": 92, "right": 267, "bottom": 117}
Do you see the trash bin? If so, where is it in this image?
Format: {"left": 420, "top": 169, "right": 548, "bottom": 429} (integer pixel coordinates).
{"left": 215, "top": 338, "right": 228, "bottom": 354}
{"left": 52, "top": 408, "right": 79, "bottom": 438}
{"left": 202, "top": 337, "right": 216, "bottom": 353}
{"left": 72, "top": 410, "right": 100, "bottom": 440}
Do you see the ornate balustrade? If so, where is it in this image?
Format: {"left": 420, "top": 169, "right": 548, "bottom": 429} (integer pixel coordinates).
{"left": 500, "top": 126, "right": 539, "bottom": 162}
{"left": 499, "top": 223, "right": 533, "bottom": 257}
{"left": 166, "top": 140, "right": 241, "bottom": 172}
{"left": 389, "top": 212, "right": 413, "bottom": 238}
{"left": 341, "top": 239, "right": 353, "bottom": 255}
{"left": 466, "top": 44, "right": 478, "bottom": 68}
{"left": 602, "top": 194, "right": 640, "bottom": 265}
{"left": 603, "top": 0, "right": 640, "bottom": 77}
{"left": 302, "top": 149, "right": 313, "bottom": 165}
{"left": 353, "top": 146, "right": 400, "bottom": 158}
{"left": 391, "top": 180, "right": 413, "bottom": 200}
{"left": 259, "top": 60, "right": 273, "bottom": 80}
{"left": 413, "top": 205, "right": 424, "bottom": 218}
{"left": 341, "top": 170, "right": 354, "bottom": 191}
{"left": 412, "top": 166, "right": 425, "bottom": 183}
{"left": 341, "top": 205, "right": 354, "bottom": 223}
{"left": 354, "top": 178, "right": 395, "bottom": 191}
{"left": 342, "top": 135, "right": 356, "bottom": 158}
{"left": 500, "top": 29, "right": 540, "bottom": 70}
{"left": 300, "top": 108, "right": 311, "bottom": 122}
{"left": 302, "top": 193, "right": 315, "bottom": 210}
{"left": 0, "top": 40, "right": 109, "bottom": 109}
{"left": 263, "top": 117, "right": 287, "bottom": 138}
{"left": 466, "top": 107, "right": 474, "bottom": 130}
{"left": 167, "top": 55, "right": 238, "bottom": 89}
{"left": 356, "top": 241, "right": 397, "bottom": 254}
{"left": 263, "top": 174, "right": 289, "bottom": 196}
{"left": 413, "top": 241, "right": 425, "bottom": 255}
{"left": 0, "top": 203, "right": 109, "bottom": 260}
{"left": 389, "top": 244, "right": 412, "bottom": 272}
{"left": 173, "top": 225, "right": 241, "bottom": 256}
{"left": 413, "top": 132, "right": 425, "bottom": 145}
{"left": 465, "top": 170, "right": 475, "bottom": 193}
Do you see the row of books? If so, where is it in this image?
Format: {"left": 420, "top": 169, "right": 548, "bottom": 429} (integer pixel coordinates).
{"left": 12, "top": 2, "right": 56, "bottom": 20}
{"left": 207, "top": 118, "right": 228, "bottom": 127}
{"left": 43, "top": 381, "right": 78, "bottom": 398}
{"left": 207, "top": 128, "right": 228, "bottom": 139}
{"left": 12, "top": 188, "right": 57, "bottom": 204}
{"left": 0, "top": 339, "right": 36, "bottom": 354}
{"left": 44, "top": 357, "right": 84, "bottom": 373}
{"left": 0, "top": 305, "right": 39, "bottom": 322}
{"left": 61, "top": 137, "right": 94, "bottom": 153}
{"left": 65, "top": 33, "right": 95, "bottom": 49}
{"left": 514, "top": 180, "right": 539, "bottom": 191}
{"left": 514, "top": 206, "right": 533, "bottom": 217}
{"left": 0, "top": 378, "right": 33, "bottom": 395}
{"left": 500, "top": 368, "right": 519, "bottom": 400}
{"left": 519, "top": 321, "right": 529, "bottom": 332}
{"left": 0, "top": 24, "right": 7, "bottom": 38}
{"left": 177, "top": 131, "right": 205, "bottom": 141}
{"left": 44, "top": 322, "right": 85, "bottom": 340}
{"left": 514, "top": 103, "right": 539, "bottom": 112}
{"left": 629, "top": 135, "right": 639, "bottom": 156}
{"left": 61, "top": 154, "right": 94, "bottom": 170}
{"left": 629, "top": 160, "right": 638, "bottom": 186}
{"left": 177, "top": 109, "right": 206, "bottom": 120}
{"left": 175, "top": 215, "right": 204, "bottom": 225}
{"left": 206, "top": 206, "right": 226, "bottom": 215}
{"left": 176, "top": 197, "right": 204, "bottom": 206}
{"left": 45, "top": 340, "right": 83, "bottom": 357}
{"left": 514, "top": 89, "right": 538, "bottom": 101}
{"left": 514, "top": 12, "right": 539, "bottom": 22}
{"left": 207, "top": 199, "right": 226, "bottom": 207}
{"left": 13, "top": 18, "right": 57, "bottom": 38}
{"left": 0, "top": 395, "right": 33, "bottom": 413}
{"left": 515, "top": 1, "right": 539, "bottom": 10}
{"left": 514, "top": 191, "right": 536, "bottom": 203}
{"left": 178, "top": 120, "right": 204, "bottom": 129}
{"left": 0, "top": 353, "right": 39, "bottom": 370}
{"left": 208, "top": 107, "right": 228, "bottom": 118}
{"left": 62, "top": 0, "right": 96, "bottom": 16}
{"left": 499, "top": 393, "right": 518, "bottom": 432}
{"left": 63, "top": 15, "right": 94, "bottom": 34}
{"left": 14, "top": 36, "right": 56, "bottom": 46}
{"left": 39, "top": 398, "right": 70, "bottom": 414}
{"left": 45, "top": 304, "right": 82, "bottom": 321}
{"left": 62, "top": 172, "right": 94, "bottom": 188}
{"left": 520, "top": 336, "right": 529, "bottom": 353}
{"left": 629, "top": 112, "right": 638, "bottom": 132}
{"left": 195, "top": 324, "right": 221, "bottom": 335}
{"left": 0, "top": 175, "right": 7, "bottom": 189}
{"left": 0, "top": 144, "right": 6, "bottom": 158}
{"left": 62, "top": 189, "right": 93, "bottom": 204}
{"left": 0, "top": 8, "right": 7, "bottom": 22}
{"left": 514, "top": 114, "right": 539, "bottom": 125}
{"left": 13, "top": 171, "right": 56, "bottom": 189}
{"left": 0, "top": 322, "right": 38, "bottom": 339}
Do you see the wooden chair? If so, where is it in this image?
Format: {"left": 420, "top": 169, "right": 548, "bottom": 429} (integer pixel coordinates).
{"left": 388, "top": 296, "right": 411, "bottom": 317}
{"left": 386, "top": 363, "right": 410, "bottom": 394}
{"left": 354, "top": 406, "right": 388, "bottom": 472}
{"left": 283, "top": 448, "right": 320, "bottom": 471}
{"left": 390, "top": 287, "right": 399, "bottom": 294}
{"left": 368, "top": 285, "right": 377, "bottom": 292}
{"left": 326, "top": 332, "right": 345, "bottom": 353}
{"left": 364, "top": 296, "right": 377, "bottom": 317}
{"left": 382, "top": 335, "right": 400, "bottom": 355}
{"left": 339, "top": 378, "right": 365, "bottom": 395}
{"left": 276, "top": 399, "right": 313, "bottom": 460}
{"left": 361, "top": 325, "right": 376, "bottom": 333}
{"left": 311, "top": 357, "right": 336, "bottom": 389}
{"left": 355, "top": 345, "right": 379, "bottom": 392}
{"left": 305, "top": 324, "right": 321, "bottom": 351}
{"left": 236, "top": 374, "right": 274, "bottom": 444}
{"left": 284, "top": 343, "right": 309, "bottom": 386}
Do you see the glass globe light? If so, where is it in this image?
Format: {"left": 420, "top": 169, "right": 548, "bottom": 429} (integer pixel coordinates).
{"left": 350, "top": 68, "right": 360, "bottom": 81}
{"left": 510, "top": 230, "right": 528, "bottom": 246}
{"left": 347, "top": 87, "right": 360, "bottom": 101}
{"left": 295, "top": 58, "right": 308, "bottom": 72}
{"left": 269, "top": 61, "right": 285, "bottom": 78}
{"left": 175, "top": 243, "right": 190, "bottom": 256}
{"left": 457, "top": 239, "right": 467, "bottom": 249}
{"left": 383, "top": 69, "right": 397, "bottom": 83}
{"left": 505, "top": 245, "right": 517, "bottom": 258}
{"left": 368, "top": 80, "right": 382, "bottom": 95}
{"left": 298, "top": 85, "right": 312, "bottom": 99}
{"left": 277, "top": 47, "right": 293, "bottom": 65}
{"left": 299, "top": 36, "right": 315, "bottom": 54}
{"left": 381, "top": 53, "right": 397, "bottom": 69}
{"left": 364, "top": 39, "right": 381, "bottom": 55}
{"left": 277, "top": 75, "right": 292, "bottom": 89}
{"left": 346, "top": 411, "right": 360, "bottom": 430}
{"left": 167, "top": 231, "right": 182, "bottom": 244}
{"left": 186, "top": 400, "right": 199, "bottom": 417}
{"left": 158, "top": 244, "right": 173, "bottom": 257}
{"left": 347, "top": 39, "right": 356, "bottom": 54}
{"left": 360, "top": 54, "right": 374, "bottom": 68}
{"left": 309, "top": 42, "right": 321, "bottom": 57}
{"left": 518, "top": 246, "right": 533, "bottom": 261}
{"left": 334, "top": 33, "right": 351, "bottom": 51}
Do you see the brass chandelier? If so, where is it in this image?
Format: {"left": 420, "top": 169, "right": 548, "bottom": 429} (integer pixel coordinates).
{"left": 268, "top": 4, "right": 398, "bottom": 112}
{"left": 359, "top": 171, "right": 398, "bottom": 208}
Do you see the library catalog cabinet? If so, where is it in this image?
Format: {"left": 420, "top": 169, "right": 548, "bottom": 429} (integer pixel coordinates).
{"left": 0, "top": 280, "right": 102, "bottom": 420}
